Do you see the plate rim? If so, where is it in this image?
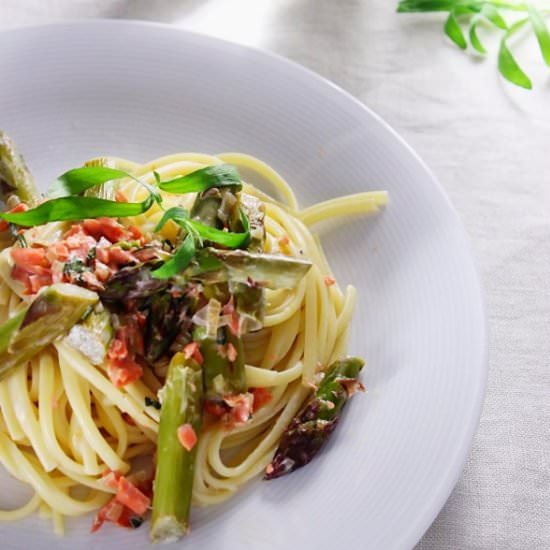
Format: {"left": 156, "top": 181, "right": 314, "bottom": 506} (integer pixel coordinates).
{"left": 0, "top": 19, "right": 488, "bottom": 549}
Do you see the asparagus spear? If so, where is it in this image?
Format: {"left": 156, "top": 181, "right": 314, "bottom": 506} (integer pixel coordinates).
{"left": 199, "top": 326, "right": 247, "bottom": 401}
{"left": 100, "top": 262, "right": 168, "bottom": 302}
{"left": 0, "top": 130, "right": 38, "bottom": 208}
{"left": 150, "top": 352, "right": 203, "bottom": 543}
{"left": 189, "top": 247, "right": 309, "bottom": 335}
{"left": 188, "top": 248, "right": 310, "bottom": 333}
{"left": 192, "top": 248, "right": 312, "bottom": 290}
{"left": 264, "top": 357, "right": 365, "bottom": 480}
{"left": 232, "top": 281, "right": 264, "bottom": 332}
{"left": 190, "top": 187, "right": 270, "bottom": 332}
{"left": 190, "top": 192, "right": 222, "bottom": 228}
{"left": 145, "top": 292, "right": 178, "bottom": 362}
{"left": 191, "top": 185, "right": 255, "bottom": 247}
{"left": 213, "top": 249, "right": 311, "bottom": 289}
{"left": 0, "top": 283, "right": 98, "bottom": 379}
{"left": 146, "top": 290, "right": 197, "bottom": 363}
{"left": 190, "top": 183, "right": 241, "bottom": 229}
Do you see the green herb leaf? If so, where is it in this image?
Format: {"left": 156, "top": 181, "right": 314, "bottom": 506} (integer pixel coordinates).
{"left": 188, "top": 209, "right": 250, "bottom": 249}
{"left": 63, "top": 257, "right": 85, "bottom": 276}
{"left": 469, "top": 17, "right": 487, "bottom": 53}
{"left": 0, "top": 194, "right": 155, "bottom": 227}
{"left": 397, "top": 1, "right": 546, "bottom": 90}
{"left": 397, "top": 1, "right": 526, "bottom": 13}
{"left": 159, "top": 164, "right": 242, "bottom": 194}
{"left": 49, "top": 165, "right": 162, "bottom": 208}
{"left": 528, "top": 4, "right": 550, "bottom": 67}
{"left": 151, "top": 206, "right": 250, "bottom": 278}
{"left": 154, "top": 207, "right": 190, "bottom": 233}
{"left": 145, "top": 396, "right": 162, "bottom": 410}
{"left": 481, "top": 4, "right": 507, "bottom": 29}
{"left": 155, "top": 206, "right": 250, "bottom": 248}
{"left": 8, "top": 223, "right": 27, "bottom": 248}
{"left": 398, "top": 1, "right": 480, "bottom": 12}
{"left": 87, "top": 247, "right": 96, "bottom": 262}
{"left": 445, "top": 9, "right": 468, "bottom": 49}
{"left": 129, "top": 516, "right": 144, "bottom": 529}
{"left": 498, "top": 19, "right": 532, "bottom": 89}
{"left": 48, "top": 166, "right": 130, "bottom": 198}
{"left": 133, "top": 177, "right": 162, "bottom": 206}
{"left": 152, "top": 232, "right": 196, "bottom": 279}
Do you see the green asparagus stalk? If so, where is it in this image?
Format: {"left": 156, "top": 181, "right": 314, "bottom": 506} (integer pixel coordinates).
{"left": 190, "top": 192, "right": 222, "bottom": 228}
{"left": 199, "top": 326, "right": 247, "bottom": 401}
{"left": 150, "top": 352, "right": 203, "bottom": 543}
{"left": 190, "top": 186, "right": 243, "bottom": 236}
{"left": 213, "top": 249, "right": 312, "bottom": 289}
{"left": 188, "top": 248, "right": 310, "bottom": 333}
{"left": 232, "top": 281, "right": 265, "bottom": 332}
{"left": 100, "top": 263, "right": 169, "bottom": 302}
{"left": 145, "top": 292, "right": 177, "bottom": 362}
{"left": 265, "top": 357, "right": 365, "bottom": 480}
{"left": 0, "top": 283, "right": 98, "bottom": 379}
{"left": 192, "top": 248, "right": 312, "bottom": 290}
{"left": 0, "top": 130, "right": 38, "bottom": 208}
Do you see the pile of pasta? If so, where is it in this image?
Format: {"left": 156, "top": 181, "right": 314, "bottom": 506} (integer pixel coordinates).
{"left": 0, "top": 152, "right": 387, "bottom": 534}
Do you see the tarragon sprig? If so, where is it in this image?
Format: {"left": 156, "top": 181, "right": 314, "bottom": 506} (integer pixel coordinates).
{"left": 1, "top": 164, "right": 250, "bottom": 278}
{"left": 397, "top": 1, "right": 550, "bottom": 89}
{"left": 152, "top": 206, "right": 250, "bottom": 278}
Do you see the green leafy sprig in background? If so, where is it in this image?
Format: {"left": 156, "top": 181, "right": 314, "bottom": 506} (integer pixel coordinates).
{"left": 397, "top": 1, "right": 550, "bottom": 89}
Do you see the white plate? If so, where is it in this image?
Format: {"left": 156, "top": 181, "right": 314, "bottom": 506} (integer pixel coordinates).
{"left": 0, "top": 21, "right": 486, "bottom": 550}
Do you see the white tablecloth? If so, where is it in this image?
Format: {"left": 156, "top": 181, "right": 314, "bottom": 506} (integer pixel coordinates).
{"left": 1, "top": 1, "right": 549, "bottom": 548}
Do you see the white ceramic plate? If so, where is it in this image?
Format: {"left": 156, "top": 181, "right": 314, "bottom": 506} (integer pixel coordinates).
{"left": 0, "top": 21, "right": 486, "bottom": 550}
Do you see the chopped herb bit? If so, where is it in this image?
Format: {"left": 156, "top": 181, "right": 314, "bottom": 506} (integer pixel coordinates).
{"left": 116, "top": 240, "right": 142, "bottom": 250}
{"left": 87, "top": 246, "right": 96, "bottom": 262}
{"left": 216, "top": 329, "right": 227, "bottom": 345}
{"left": 8, "top": 224, "right": 27, "bottom": 248}
{"left": 63, "top": 258, "right": 85, "bottom": 276}
{"left": 129, "top": 516, "right": 144, "bottom": 529}
{"left": 145, "top": 396, "right": 161, "bottom": 410}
